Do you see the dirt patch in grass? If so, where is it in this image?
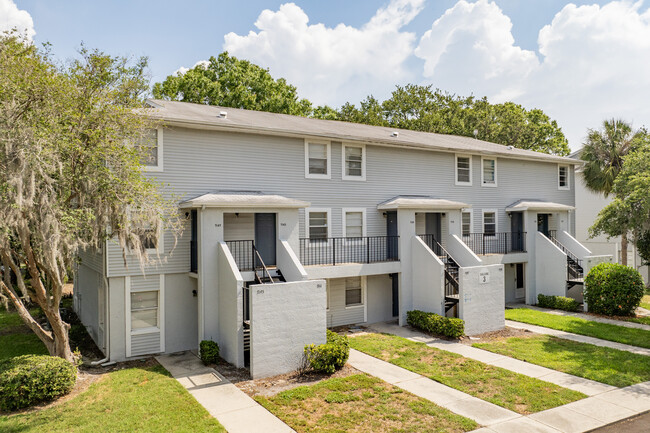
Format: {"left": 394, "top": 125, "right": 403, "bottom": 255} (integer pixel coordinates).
{"left": 460, "top": 326, "right": 534, "bottom": 344}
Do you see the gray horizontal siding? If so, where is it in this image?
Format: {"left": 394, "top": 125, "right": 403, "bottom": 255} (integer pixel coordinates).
{"left": 130, "top": 332, "right": 161, "bottom": 356}
{"left": 78, "top": 247, "right": 103, "bottom": 274}
{"left": 327, "top": 278, "right": 365, "bottom": 327}
{"left": 106, "top": 127, "right": 574, "bottom": 274}
{"left": 130, "top": 275, "right": 160, "bottom": 291}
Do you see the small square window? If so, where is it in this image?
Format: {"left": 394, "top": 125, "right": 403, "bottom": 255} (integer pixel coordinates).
{"left": 345, "top": 277, "right": 362, "bottom": 306}
{"left": 456, "top": 155, "right": 472, "bottom": 185}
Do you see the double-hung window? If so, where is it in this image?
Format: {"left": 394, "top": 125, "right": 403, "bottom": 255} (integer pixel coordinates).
{"left": 130, "top": 291, "right": 159, "bottom": 331}
{"left": 308, "top": 210, "right": 329, "bottom": 241}
{"left": 481, "top": 157, "right": 497, "bottom": 186}
{"left": 345, "top": 277, "right": 363, "bottom": 307}
{"left": 558, "top": 165, "right": 569, "bottom": 190}
{"left": 344, "top": 209, "right": 365, "bottom": 238}
{"left": 305, "top": 141, "right": 330, "bottom": 178}
{"left": 455, "top": 154, "right": 472, "bottom": 185}
{"left": 483, "top": 211, "right": 497, "bottom": 236}
{"left": 138, "top": 128, "right": 163, "bottom": 172}
{"left": 342, "top": 144, "right": 365, "bottom": 180}
{"left": 461, "top": 211, "right": 472, "bottom": 236}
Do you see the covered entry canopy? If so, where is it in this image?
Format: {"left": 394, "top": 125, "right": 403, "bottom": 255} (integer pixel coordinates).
{"left": 377, "top": 195, "right": 469, "bottom": 211}
{"left": 180, "top": 191, "right": 310, "bottom": 209}
{"left": 506, "top": 200, "right": 574, "bottom": 212}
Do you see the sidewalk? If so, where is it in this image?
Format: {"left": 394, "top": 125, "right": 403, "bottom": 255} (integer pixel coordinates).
{"left": 156, "top": 352, "right": 295, "bottom": 433}
{"left": 505, "top": 320, "right": 650, "bottom": 356}
{"left": 506, "top": 304, "right": 650, "bottom": 331}
{"left": 348, "top": 347, "right": 650, "bottom": 433}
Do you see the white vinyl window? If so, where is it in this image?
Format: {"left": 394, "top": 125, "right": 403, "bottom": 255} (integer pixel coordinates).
{"left": 455, "top": 154, "right": 472, "bottom": 185}
{"left": 138, "top": 128, "right": 163, "bottom": 172}
{"left": 345, "top": 277, "right": 363, "bottom": 306}
{"left": 342, "top": 144, "right": 366, "bottom": 180}
{"left": 558, "top": 164, "right": 570, "bottom": 190}
{"left": 481, "top": 157, "right": 497, "bottom": 187}
{"left": 483, "top": 210, "right": 497, "bottom": 236}
{"left": 305, "top": 141, "right": 331, "bottom": 179}
{"left": 130, "top": 291, "right": 159, "bottom": 331}
{"left": 307, "top": 209, "right": 330, "bottom": 241}
{"left": 343, "top": 209, "right": 366, "bottom": 238}
{"left": 461, "top": 211, "right": 472, "bottom": 236}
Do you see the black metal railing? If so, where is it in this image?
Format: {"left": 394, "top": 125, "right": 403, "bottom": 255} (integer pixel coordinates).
{"left": 417, "top": 235, "right": 459, "bottom": 301}
{"left": 546, "top": 233, "right": 584, "bottom": 280}
{"left": 299, "top": 236, "right": 399, "bottom": 266}
{"left": 462, "top": 232, "right": 526, "bottom": 255}
{"left": 190, "top": 240, "right": 198, "bottom": 273}
{"left": 224, "top": 240, "right": 255, "bottom": 271}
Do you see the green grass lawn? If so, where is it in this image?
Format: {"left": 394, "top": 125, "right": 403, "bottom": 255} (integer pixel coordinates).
{"left": 641, "top": 294, "right": 650, "bottom": 311}
{"left": 474, "top": 335, "right": 650, "bottom": 387}
{"left": 0, "top": 365, "right": 226, "bottom": 433}
{"left": 256, "top": 373, "right": 477, "bottom": 433}
{"left": 0, "top": 307, "right": 47, "bottom": 360}
{"left": 505, "top": 308, "right": 650, "bottom": 349}
{"left": 349, "top": 333, "right": 585, "bottom": 414}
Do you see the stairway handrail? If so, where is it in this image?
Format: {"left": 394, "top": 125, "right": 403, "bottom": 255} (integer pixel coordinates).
{"left": 253, "top": 245, "right": 275, "bottom": 284}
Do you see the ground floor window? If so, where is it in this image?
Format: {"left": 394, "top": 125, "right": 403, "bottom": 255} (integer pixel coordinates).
{"left": 345, "top": 277, "right": 363, "bottom": 306}
{"left": 130, "top": 290, "right": 159, "bottom": 331}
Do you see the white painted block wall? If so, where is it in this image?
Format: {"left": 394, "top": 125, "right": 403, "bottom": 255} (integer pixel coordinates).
{"left": 458, "top": 264, "right": 505, "bottom": 335}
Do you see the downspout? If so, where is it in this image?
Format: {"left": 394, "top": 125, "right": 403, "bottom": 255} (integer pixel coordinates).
{"left": 91, "top": 240, "right": 111, "bottom": 366}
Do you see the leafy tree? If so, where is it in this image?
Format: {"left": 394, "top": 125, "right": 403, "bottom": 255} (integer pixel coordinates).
{"left": 582, "top": 119, "right": 647, "bottom": 265}
{"left": 0, "top": 33, "right": 180, "bottom": 362}
{"left": 337, "top": 85, "right": 570, "bottom": 155}
{"left": 153, "top": 52, "right": 312, "bottom": 116}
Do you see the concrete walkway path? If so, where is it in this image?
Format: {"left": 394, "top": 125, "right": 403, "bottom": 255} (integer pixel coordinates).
{"left": 506, "top": 304, "right": 650, "bottom": 331}
{"left": 156, "top": 352, "right": 295, "bottom": 433}
{"left": 368, "top": 322, "right": 615, "bottom": 396}
{"left": 505, "top": 320, "right": 650, "bottom": 356}
{"left": 349, "top": 346, "right": 650, "bottom": 433}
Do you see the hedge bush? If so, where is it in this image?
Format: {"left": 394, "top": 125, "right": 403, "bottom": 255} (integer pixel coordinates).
{"left": 584, "top": 263, "right": 644, "bottom": 316}
{"left": 304, "top": 330, "right": 349, "bottom": 374}
{"left": 407, "top": 310, "right": 464, "bottom": 338}
{"left": 199, "top": 340, "right": 220, "bottom": 365}
{"left": 0, "top": 355, "right": 77, "bottom": 411}
{"left": 537, "top": 294, "right": 580, "bottom": 312}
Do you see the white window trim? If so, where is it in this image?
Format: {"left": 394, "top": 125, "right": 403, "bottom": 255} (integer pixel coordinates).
{"left": 455, "top": 154, "right": 473, "bottom": 186}
{"left": 304, "top": 139, "right": 331, "bottom": 179}
{"left": 558, "top": 164, "right": 570, "bottom": 190}
{"left": 482, "top": 209, "right": 498, "bottom": 236}
{"left": 344, "top": 276, "right": 366, "bottom": 311}
{"left": 143, "top": 127, "right": 163, "bottom": 172}
{"left": 341, "top": 143, "right": 366, "bottom": 181}
{"left": 481, "top": 156, "right": 497, "bottom": 187}
{"left": 342, "top": 208, "right": 367, "bottom": 240}
{"left": 125, "top": 274, "right": 165, "bottom": 357}
{"left": 461, "top": 208, "right": 473, "bottom": 236}
{"left": 305, "top": 207, "right": 332, "bottom": 244}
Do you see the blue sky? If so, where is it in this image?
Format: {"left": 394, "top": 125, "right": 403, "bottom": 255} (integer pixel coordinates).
{"left": 6, "top": 0, "right": 650, "bottom": 149}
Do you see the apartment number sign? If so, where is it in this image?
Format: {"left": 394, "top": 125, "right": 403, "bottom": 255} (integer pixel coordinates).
{"left": 479, "top": 270, "right": 490, "bottom": 284}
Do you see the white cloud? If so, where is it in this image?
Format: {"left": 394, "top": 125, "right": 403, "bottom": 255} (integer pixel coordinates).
{"left": 414, "top": 0, "right": 650, "bottom": 149}
{"left": 174, "top": 60, "right": 209, "bottom": 76}
{"left": 223, "top": 0, "right": 424, "bottom": 106}
{"left": 0, "top": 0, "right": 35, "bottom": 40}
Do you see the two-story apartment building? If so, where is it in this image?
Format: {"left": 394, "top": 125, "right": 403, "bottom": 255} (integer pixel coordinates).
{"left": 74, "top": 100, "right": 611, "bottom": 378}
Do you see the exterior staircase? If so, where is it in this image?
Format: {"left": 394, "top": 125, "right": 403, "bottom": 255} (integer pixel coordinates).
{"left": 547, "top": 232, "right": 584, "bottom": 289}
{"left": 418, "top": 235, "right": 460, "bottom": 315}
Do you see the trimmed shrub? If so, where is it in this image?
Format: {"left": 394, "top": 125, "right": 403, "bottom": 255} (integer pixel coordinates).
{"left": 537, "top": 294, "right": 580, "bottom": 312}
{"left": 0, "top": 355, "right": 77, "bottom": 411}
{"left": 584, "top": 263, "right": 644, "bottom": 316}
{"left": 407, "top": 310, "right": 464, "bottom": 338}
{"left": 304, "top": 330, "right": 350, "bottom": 374}
{"left": 199, "top": 340, "right": 220, "bottom": 365}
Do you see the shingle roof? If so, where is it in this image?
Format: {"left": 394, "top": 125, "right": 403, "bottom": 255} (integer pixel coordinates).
{"left": 146, "top": 99, "right": 577, "bottom": 165}
{"left": 506, "top": 200, "right": 575, "bottom": 212}
{"left": 377, "top": 196, "right": 469, "bottom": 210}
{"left": 180, "top": 191, "right": 310, "bottom": 209}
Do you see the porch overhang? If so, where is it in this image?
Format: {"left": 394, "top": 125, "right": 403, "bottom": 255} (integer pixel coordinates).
{"left": 377, "top": 195, "right": 469, "bottom": 211}
{"left": 179, "top": 191, "right": 310, "bottom": 209}
{"left": 506, "top": 200, "right": 574, "bottom": 212}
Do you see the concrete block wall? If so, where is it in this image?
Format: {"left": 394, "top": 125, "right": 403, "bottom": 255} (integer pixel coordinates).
{"left": 535, "top": 232, "right": 567, "bottom": 299}
{"left": 458, "top": 264, "right": 505, "bottom": 335}
{"left": 411, "top": 236, "right": 445, "bottom": 316}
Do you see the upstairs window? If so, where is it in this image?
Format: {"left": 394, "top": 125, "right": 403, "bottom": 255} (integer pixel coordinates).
{"left": 455, "top": 155, "right": 472, "bottom": 185}
{"left": 558, "top": 164, "right": 569, "bottom": 190}
{"left": 305, "top": 141, "right": 330, "bottom": 178}
{"left": 344, "top": 210, "right": 364, "bottom": 238}
{"left": 483, "top": 211, "right": 497, "bottom": 236}
{"left": 308, "top": 210, "right": 329, "bottom": 240}
{"left": 342, "top": 144, "right": 365, "bottom": 180}
{"left": 137, "top": 128, "right": 163, "bottom": 172}
{"left": 461, "top": 211, "right": 472, "bottom": 236}
{"left": 481, "top": 157, "right": 497, "bottom": 187}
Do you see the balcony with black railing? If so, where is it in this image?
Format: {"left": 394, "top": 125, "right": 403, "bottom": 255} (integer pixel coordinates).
{"left": 462, "top": 232, "right": 527, "bottom": 255}
{"left": 299, "top": 236, "right": 399, "bottom": 266}
{"left": 224, "top": 240, "right": 255, "bottom": 271}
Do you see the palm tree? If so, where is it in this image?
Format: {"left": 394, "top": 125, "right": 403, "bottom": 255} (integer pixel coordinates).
{"left": 581, "top": 119, "right": 641, "bottom": 266}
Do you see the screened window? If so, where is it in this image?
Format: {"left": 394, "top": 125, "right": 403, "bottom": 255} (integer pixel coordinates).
{"left": 344, "top": 145, "right": 363, "bottom": 178}
{"left": 461, "top": 212, "right": 472, "bottom": 236}
{"left": 345, "top": 277, "right": 362, "bottom": 306}
{"left": 309, "top": 211, "right": 328, "bottom": 240}
{"left": 483, "top": 212, "right": 496, "bottom": 236}
{"left": 558, "top": 165, "right": 569, "bottom": 189}
{"left": 308, "top": 143, "right": 328, "bottom": 175}
{"left": 131, "top": 291, "right": 158, "bottom": 331}
{"left": 345, "top": 211, "right": 363, "bottom": 238}
{"left": 456, "top": 156, "right": 471, "bottom": 184}
{"left": 482, "top": 158, "right": 496, "bottom": 185}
